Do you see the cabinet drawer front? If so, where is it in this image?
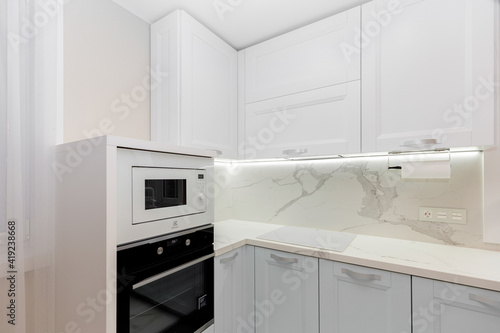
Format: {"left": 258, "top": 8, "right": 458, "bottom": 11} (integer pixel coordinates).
{"left": 245, "top": 7, "right": 361, "bottom": 103}
{"left": 244, "top": 81, "right": 360, "bottom": 159}
{"left": 433, "top": 281, "right": 500, "bottom": 313}
{"left": 413, "top": 277, "right": 500, "bottom": 333}
{"left": 333, "top": 262, "right": 392, "bottom": 288}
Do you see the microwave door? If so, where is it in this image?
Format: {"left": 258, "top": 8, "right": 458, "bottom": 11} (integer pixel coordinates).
{"left": 132, "top": 168, "right": 206, "bottom": 225}
{"left": 144, "top": 179, "right": 187, "bottom": 210}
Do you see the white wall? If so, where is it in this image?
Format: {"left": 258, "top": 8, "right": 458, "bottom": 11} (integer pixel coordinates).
{"left": 64, "top": 0, "right": 151, "bottom": 142}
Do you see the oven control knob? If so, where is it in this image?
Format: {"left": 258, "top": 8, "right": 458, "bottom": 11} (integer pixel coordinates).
{"left": 185, "top": 239, "right": 191, "bottom": 247}
{"left": 157, "top": 247, "right": 164, "bottom": 255}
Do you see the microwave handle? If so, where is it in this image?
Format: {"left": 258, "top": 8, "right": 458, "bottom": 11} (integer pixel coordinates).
{"left": 133, "top": 253, "right": 214, "bottom": 290}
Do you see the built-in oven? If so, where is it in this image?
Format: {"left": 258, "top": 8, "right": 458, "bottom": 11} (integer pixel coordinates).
{"left": 117, "top": 224, "right": 214, "bottom": 333}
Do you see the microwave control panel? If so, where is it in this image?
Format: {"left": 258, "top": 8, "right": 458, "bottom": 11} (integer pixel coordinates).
{"left": 196, "top": 173, "right": 206, "bottom": 207}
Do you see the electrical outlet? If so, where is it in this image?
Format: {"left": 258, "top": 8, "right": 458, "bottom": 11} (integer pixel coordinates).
{"left": 419, "top": 207, "right": 467, "bottom": 224}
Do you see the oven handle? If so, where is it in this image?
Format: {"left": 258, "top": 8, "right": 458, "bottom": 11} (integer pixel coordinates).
{"left": 133, "top": 253, "right": 215, "bottom": 290}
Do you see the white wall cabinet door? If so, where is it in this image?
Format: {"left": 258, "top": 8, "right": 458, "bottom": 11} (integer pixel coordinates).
{"left": 243, "top": 81, "right": 361, "bottom": 159}
{"left": 215, "top": 246, "right": 255, "bottom": 333}
{"left": 241, "top": 7, "right": 362, "bottom": 159}
{"left": 412, "top": 277, "right": 500, "bottom": 333}
{"left": 254, "top": 247, "right": 319, "bottom": 333}
{"left": 319, "top": 260, "right": 411, "bottom": 333}
{"left": 179, "top": 12, "right": 238, "bottom": 158}
{"left": 151, "top": 10, "right": 238, "bottom": 159}
{"left": 362, "top": 0, "right": 495, "bottom": 153}
{"left": 244, "top": 7, "right": 361, "bottom": 104}
{"left": 151, "top": 11, "right": 180, "bottom": 145}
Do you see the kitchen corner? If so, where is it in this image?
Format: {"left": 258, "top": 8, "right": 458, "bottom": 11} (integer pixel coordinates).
{"left": 4, "top": 0, "right": 500, "bottom": 331}
{"left": 214, "top": 220, "right": 500, "bottom": 291}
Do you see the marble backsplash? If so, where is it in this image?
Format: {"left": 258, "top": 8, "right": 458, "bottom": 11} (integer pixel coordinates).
{"left": 214, "top": 152, "right": 500, "bottom": 251}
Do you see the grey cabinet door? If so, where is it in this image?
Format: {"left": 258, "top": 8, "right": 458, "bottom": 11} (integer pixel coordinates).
{"left": 320, "top": 260, "right": 411, "bottom": 332}
{"left": 255, "top": 247, "right": 319, "bottom": 333}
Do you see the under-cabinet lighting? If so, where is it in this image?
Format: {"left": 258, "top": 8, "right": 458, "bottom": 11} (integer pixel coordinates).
{"left": 214, "top": 148, "right": 483, "bottom": 165}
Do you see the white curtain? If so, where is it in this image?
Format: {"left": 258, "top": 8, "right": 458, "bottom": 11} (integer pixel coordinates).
{"left": 1, "top": 0, "right": 60, "bottom": 332}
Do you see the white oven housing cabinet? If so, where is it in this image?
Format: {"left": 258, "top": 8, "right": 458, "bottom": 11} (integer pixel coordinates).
{"left": 55, "top": 136, "right": 215, "bottom": 333}
{"left": 117, "top": 147, "right": 214, "bottom": 245}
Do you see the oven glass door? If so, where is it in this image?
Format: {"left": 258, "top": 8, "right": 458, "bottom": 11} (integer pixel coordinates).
{"left": 126, "top": 256, "right": 214, "bottom": 333}
{"left": 132, "top": 167, "right": 206, "bottom": 224}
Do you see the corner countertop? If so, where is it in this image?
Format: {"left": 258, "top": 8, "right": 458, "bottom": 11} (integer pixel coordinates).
{"left": 214, "top": 220, "right": 500, "bottom": 292}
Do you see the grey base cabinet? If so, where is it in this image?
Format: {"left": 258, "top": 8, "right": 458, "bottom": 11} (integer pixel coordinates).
{"left": 412, "top": 277, "right": 500, "bottom": 333}
{"left": 214, "top": 246, "right": 500, "bottom": 333}
{"left": 215, "top": 246, "right": 255, "bottom": 333}
{"left": 319, "top": 260, "right": 411, "bottom": 333}
{"left": 254, "top": 247, "right": 319, "bottom": 333}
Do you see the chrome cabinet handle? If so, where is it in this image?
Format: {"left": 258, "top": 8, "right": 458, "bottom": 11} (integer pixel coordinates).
{"left": 341, "top": 268, "right": 381, "bottom": 282}
{"left": 400, "top": 139, "right": 441, "bottom": 147}
{"left": 220, "top": 252, "right": 239, "bottom": 264}
{"left": 271, "top": 253, "right": 298, "bottom": 264}
{"left": 469, "top": 293, "right": 500, "bottom": 309}
{"left": 282, "top": 148, "right": 308, "bottom": 156}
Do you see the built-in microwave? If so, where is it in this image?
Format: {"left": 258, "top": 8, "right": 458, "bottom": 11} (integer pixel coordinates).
{"left": 117, "top": 148, "right": 214, "bottom": 245}
{"left": 132, "top": 167, "right": 207, "bottom": 224}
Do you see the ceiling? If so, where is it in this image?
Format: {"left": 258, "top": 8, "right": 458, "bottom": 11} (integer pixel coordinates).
{"left": 111, "top": 0, "right": 370, "bottom": 50}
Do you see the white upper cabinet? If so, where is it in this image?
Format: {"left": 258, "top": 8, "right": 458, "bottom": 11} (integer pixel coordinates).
{"left": 243, "top": 81, "right": 360, "bottom": 159}
{"left": 244, "top": 7, "right": 361, "bottom": 103}
{"left": 151, "top": 11, "right": 180, "bottom": 145}
{"left": 362, "top": 0, "right": 496, "bottom": 153}
{"left": 241, "top": 7, "right": 362, "bottom": 159}
{"left": 412, "top": 277, "right": 500, "bottom": 333}
{"left": 320, "top": 260, "right": 411, "bottom": 333}
{"left": 151, "top": 10, "right": 238, "bottom": 159}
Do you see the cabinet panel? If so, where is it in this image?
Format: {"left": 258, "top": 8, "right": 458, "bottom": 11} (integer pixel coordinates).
{"left": 362, "top": 0, "right": 495, "bottom": 152}
{"left": 215, "top": 246, "right": 255, "bottom": 333}
{"left": 412, "top": 277, "right": 500, "bottom": 333}
{"left": 151, "top": 10, "right": 238, "bottom": 159}
{"left": 244, "top": 81, "right": 360, "bottom": 159}
{"left": 245, "top": 7, "right": 361, "bottom": 103}
{"left": 320, "top": 260, "right": 411, "bottom": 333}
{"left": 180, "top": 12, "right": 238, "bottom": 158}
{"left": 255, "top": 247, "right": 319, "bottom": 333}
{"left": 151, "top": 11, "right": 180, "bottom": 144}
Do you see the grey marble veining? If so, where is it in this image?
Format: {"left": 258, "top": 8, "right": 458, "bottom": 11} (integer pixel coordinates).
{"left": 214, "top": 152, "right": 500, "bottom": 251}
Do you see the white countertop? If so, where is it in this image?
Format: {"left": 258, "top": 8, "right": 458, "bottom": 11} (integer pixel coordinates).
{"left": 214, "top": 220, "right": 500, "bottom": 292}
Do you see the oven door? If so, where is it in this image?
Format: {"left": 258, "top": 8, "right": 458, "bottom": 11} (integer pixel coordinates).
{"left": 117, "top": 254, "right": 214, "bottom": 333}
{"left": 132, "top": 167, "right": 206, "bottom": 225}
